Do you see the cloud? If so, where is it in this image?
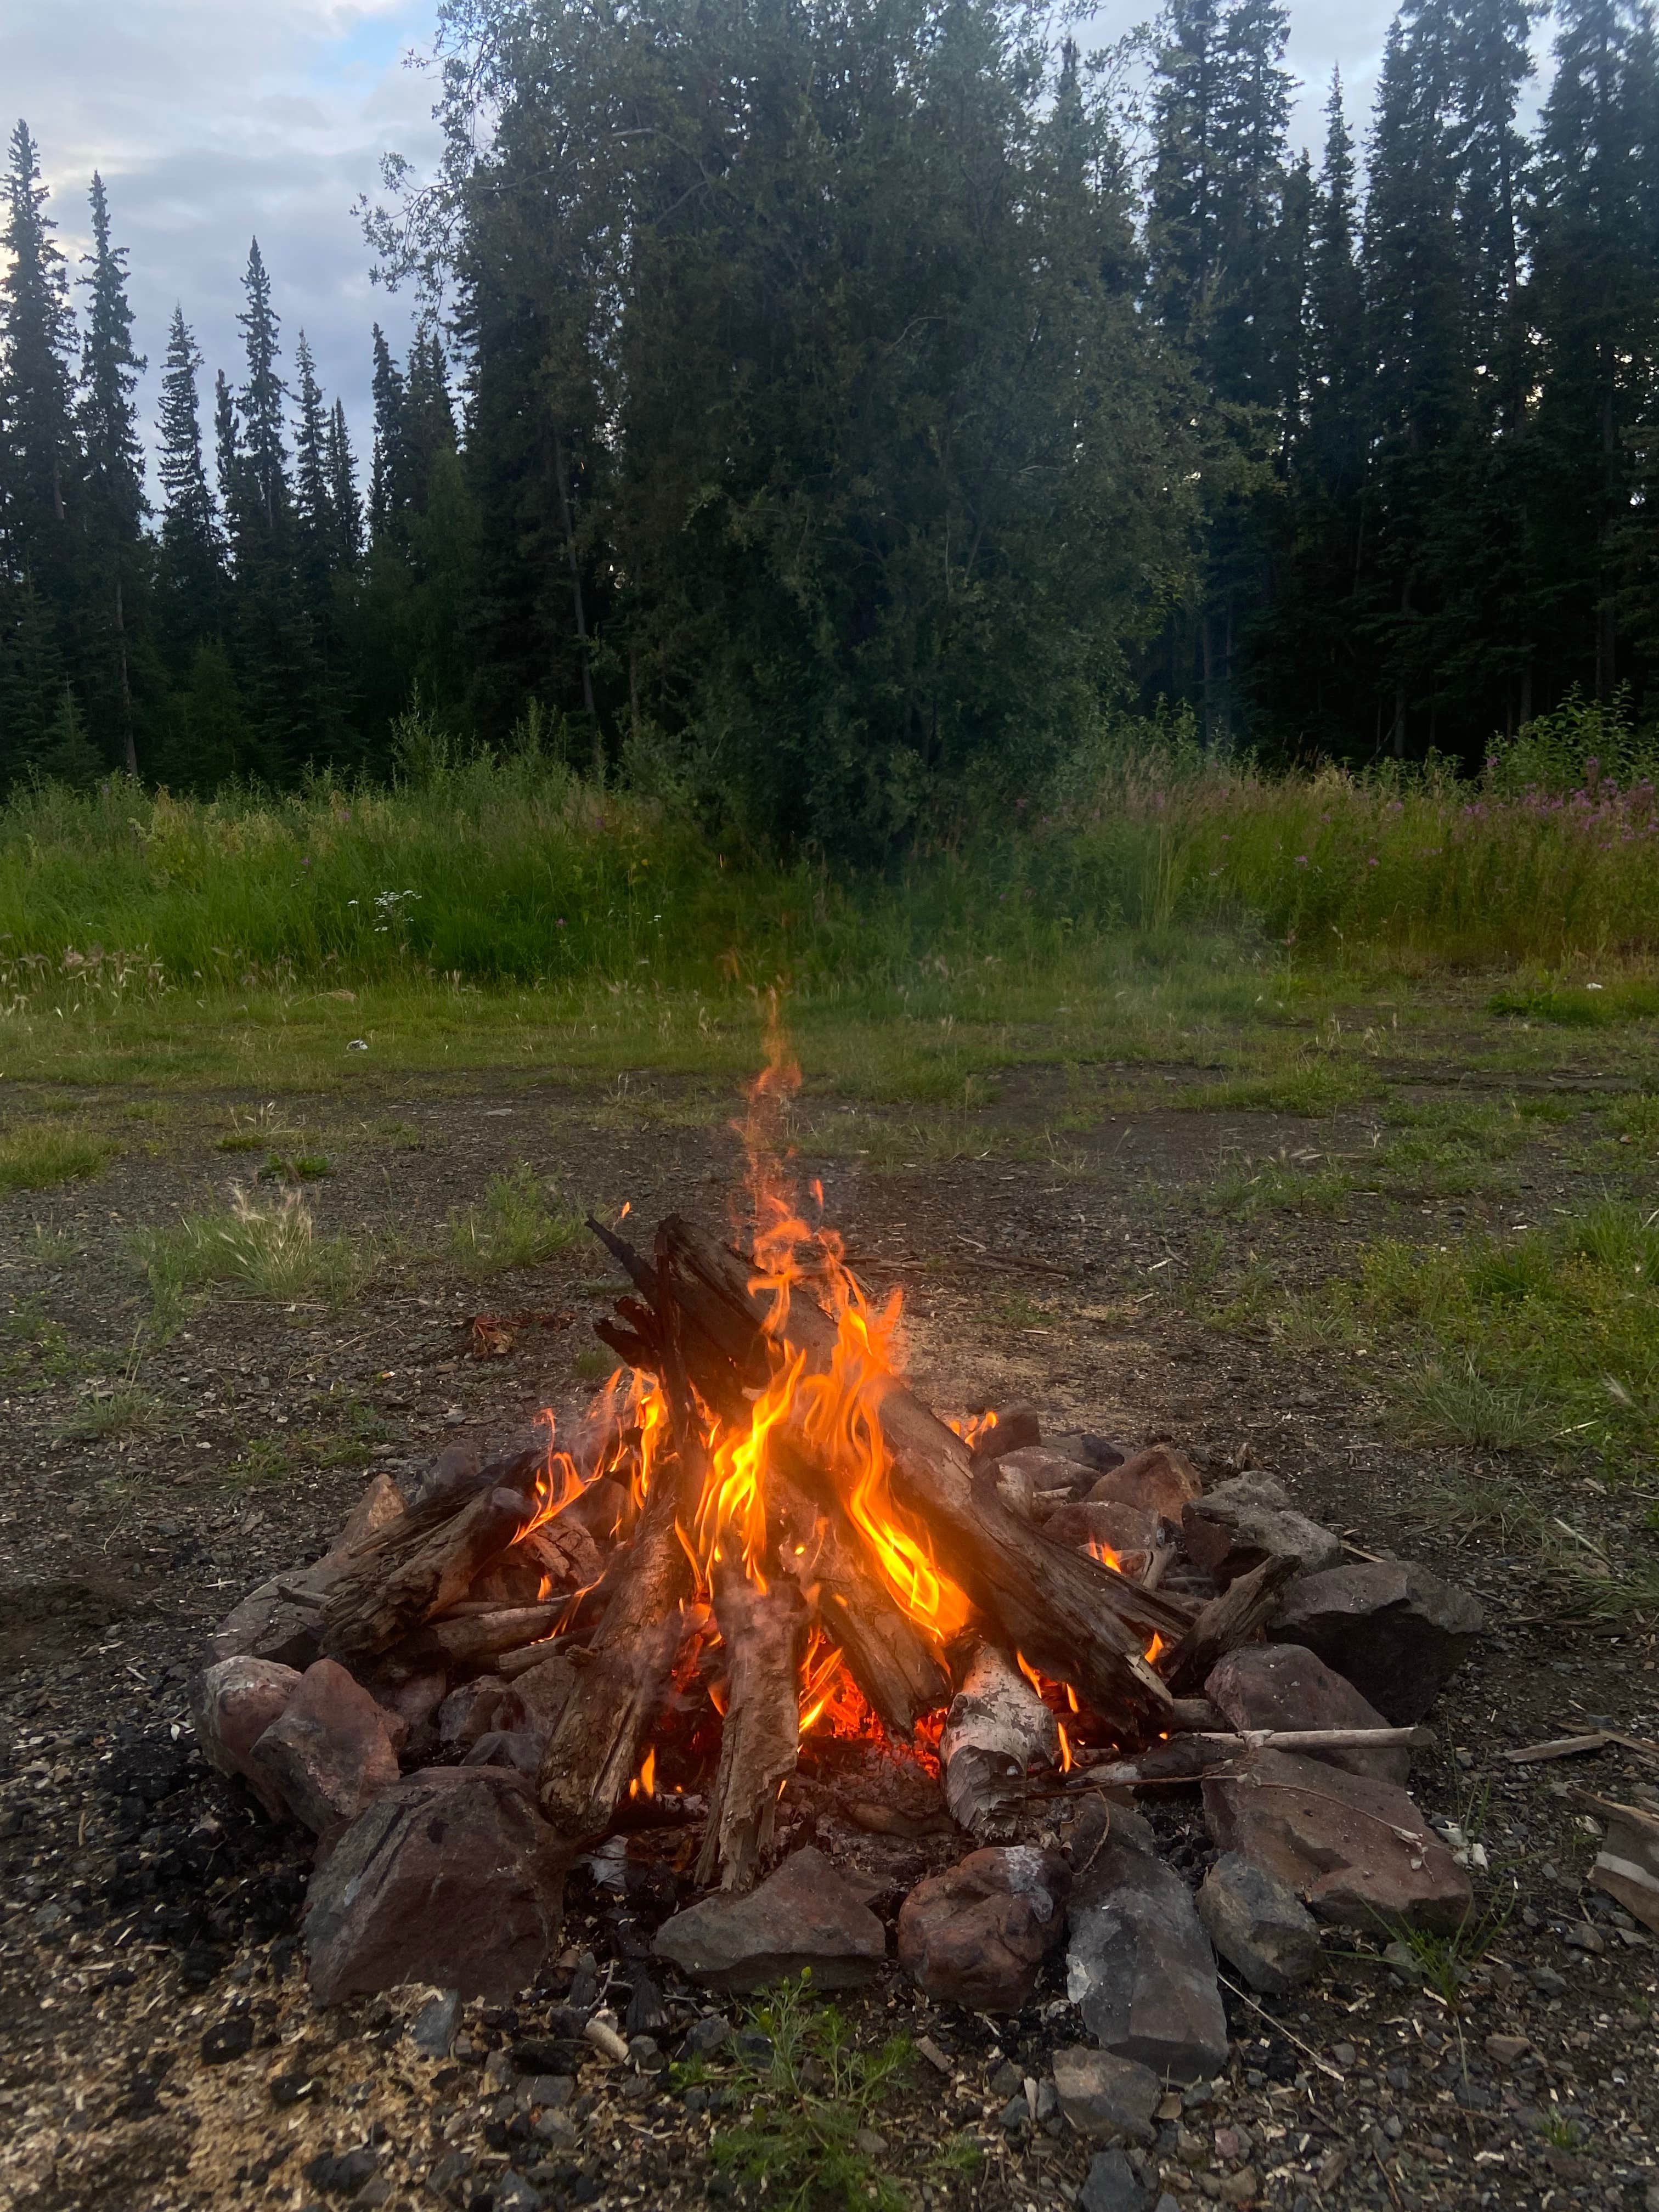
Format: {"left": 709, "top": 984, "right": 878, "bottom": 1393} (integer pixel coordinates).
{"left": 1, "top": 0, "right": 444, "bottom": 493}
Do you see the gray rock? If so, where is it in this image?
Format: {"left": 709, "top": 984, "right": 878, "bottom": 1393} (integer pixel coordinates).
{"left": 1066, "top": 1830, "right": 1228, "bottom": 2083}
{"left": 190, "top": 1655, "right": 300, "bottom": 1820}
{"left": 202, "top": 1565, "right": 329, "bottom": 1672}
{"left": 1202, "top": 1750, "right": 1472, "bottom": 1931}
{"left": 410, "top": 1989, "right": 461, "bottom": 2057}
{"left": 1081, "top": 2147, "right": 1148, "bottom": 2212}
{"left": 439, "top": 1675, "right": 528, "bottom": 1750}
{"left": 684, "top": 2015, "right": 732, "bottom": 2056}
{"left": 1275, "top": 1561, "right": 1485, "bottom": 1723}
{"left": 653, "top": 1846, "right": 885, "bottom": 1992}
{"left": 1197, "top": 1852, "right": 1321, "bottom": 1995}
{"left": 1180, "top": 1474, "right": 1342, "bottom": 1587}
{"left": 512, "top": 1653, "right": 579, "bottom": 1741}
{"left": 462, "top": 1730, "right": 544, "bottom": 1776}
{"left": 1051, "top": 2047, "right": 1161, "bottom": 2143}
{"left": 896, "top": 1846, "right": 1070, "bottom": 2011}
{"left": 250, "top": 1657, "right": 400, "bottom": 1839}
{"left": 304, "top": 1767, "right": 567, "bottom": 2004}
{"left": 1205, "top": 1644, "right": 1410, "bottom": 1785}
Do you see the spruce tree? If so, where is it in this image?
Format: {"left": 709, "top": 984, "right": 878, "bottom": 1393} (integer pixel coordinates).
{"left": 368, "top": 324, "right": 408, "bottom": 541}
{"left": 235, "top": 240, "right": 289, "bottom": 535}
{"left": 327, "top": 400, "right": 363, "bottom": 571}
{"left": 77, "top": 171, "right": 147, "bottom": 774}
{"left": 1, "top": 121, "right": 80, "bottom": 629}
{"left": 155, "top": 307, "right": 224, "bottom": 637}
{"left": 292, "top": 331, "right": 334, "bottom": 594}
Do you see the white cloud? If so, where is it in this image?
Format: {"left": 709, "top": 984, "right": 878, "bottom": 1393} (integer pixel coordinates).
{"left": 1, "top": 0, "right": 444, "bottom": 495}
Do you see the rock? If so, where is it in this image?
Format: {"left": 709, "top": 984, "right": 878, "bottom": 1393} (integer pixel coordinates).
{"left": 1080, "top": 2147, "right": 1148, "bottom": 2212}
{"left": 1202, "top": 1750, "right": 1472, "bottom": 1931}
{"left": 993, "top": 1447, "right": 1093, "bottom": 1521}
{"left": 1563, "top": 1922, "right": 1605, "bottom": 1954}
{"left": 1204, "top": 1644, "right": 1410, "bottom": 1786}
{"left": 200, "top": 2016, "right": 253, "bottom": 2063}
{"left": 462, "top": 1729, "right": 544, "bottom": 1775}
{"left": 1050, "top": 2047, "right": 1161, "bottom": 2143}
{"left": 202, "top": 1565, "right": 329, "bottom": 1672}
{"left": 1218, "top": 2169, "right": 1257, "bottom": 2205}
{"left": 1197, "top": 1852, "right": 1320, "bottom": 1995}
{"left": 1275, "top": 1561, "right": 1485, "bottom": 1724}
{"left": 512, "top": 1652, "right": 579, "bottom": 1741}
{"left": 897, "top": 1846, "right": 1070, "bottom": 2011}
{"left": 190, "top": 1656, "right": 300, "bottom": 1820}
{"left": 1180, "top": 1475, "right": 1342, "bottom": 1587}
{"left": 1041, "top": 1500, "right": 1159, "bottom": 1576}
{"left": 1066, "top": 1829, "right": 1228, "bottom": 2083}
{"left": 439, "top": 1676, "right": 528, "bottom": 1750}
{"left": 1531, "top": 1965, "right": 1567, "bottom": 1995}
{"left": 304, "top": 2145, "right": 379, "bottom": 2197}
{"left": 303, "top": 1767, "right": 567, "bottom": 2004}
{"left": 1086, "top": 1444, "right": 1201, "bottom": 1523}
{"left": 410, "top": 1989, "right": 461, "bottom": 2057}
{"left": 653, "top": 1846, "right": 886, "bottom": 1992}
{"left": 968, "top": 1408, "right": 1044, "bottom": 1465}
{"left": 250, "top": 1658, "right": 400, "bottom": 1839}
{"left": 684, "top": 2015, "right": 732, "bottom": 2056}
{"left": 334, "top": 1469, "right": 407, "bottom": 1551}
{"left": 371, "top": 1667, "right": 448, "bottom": 1747}
{"left": 1588, "top": 1798, "right": 1659, "bottom": 1934}
{"left": 1485, "top": 2033, "right": 1530, "bottom": 2063}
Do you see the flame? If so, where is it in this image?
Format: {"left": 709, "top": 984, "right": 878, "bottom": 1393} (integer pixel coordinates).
{"left": 628, "top": 1746, "right": 656, "bottom": 1799}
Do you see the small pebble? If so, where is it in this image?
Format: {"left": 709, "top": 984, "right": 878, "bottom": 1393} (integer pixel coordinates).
{"left": 1331, "top": 2043, "right": 1357, "bottom": 2069}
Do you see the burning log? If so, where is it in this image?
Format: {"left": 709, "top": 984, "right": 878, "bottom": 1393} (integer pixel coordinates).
{"left": 940, "top": 1641, "right": 1061, "bottom": 1841}
{"left": 393, "top": 1604, "right": 562, "bottom": 1673}
{"left": 696, "top": 1560, "right": 811, "bottom": 1889}
{"left": 1157, "top": 1553, "right": 1300, "bottom": 1696}
{"left": 319, "top": 1449, "right": 545, "bottom": 1666}
{"left": 635, "top": 1217, "right": 1190, "bottom": 1746}
{"left": 772, "top": 1458, "right": 952, "bottom": 1739}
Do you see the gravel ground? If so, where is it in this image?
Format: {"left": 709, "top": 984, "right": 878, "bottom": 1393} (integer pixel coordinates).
{"left": 1, "top": 1064, "right": 1656, "bottom": 2212}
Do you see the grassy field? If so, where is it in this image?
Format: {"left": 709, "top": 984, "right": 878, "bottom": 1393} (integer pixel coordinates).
{"left": 1, "top": 752, "right": 1655, "bottom": 1616}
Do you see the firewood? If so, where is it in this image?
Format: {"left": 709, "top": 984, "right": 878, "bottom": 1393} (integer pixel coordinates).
{"left": 1070, "top": 1723, "right": 1435, "bottom": 1789}
{"left": 1156, "top": 1553, "right": 1299, "bottom": 1695}
{"left": 696, "top": 1559, "right": 810, "bottom": 1890}
{"left": 319, "top": 1449, "right": 545, "bottom": 1666}
{"left": 535, "top": 1453, "right": 701, "bottom": 1846}
{"left": 394, "top": 1604, "right": 562, "bottom": 1671}
{"left": 771, "top": 1455, "right": 952, "bottom": 1739}
{"left": 940, "top": 1640, "right": 1060, "bottom": 1841}
{"left": 631, "top": 1217, "right": 1189, "bottom": 1745}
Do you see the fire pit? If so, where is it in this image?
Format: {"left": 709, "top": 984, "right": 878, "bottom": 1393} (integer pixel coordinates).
{"left": 191, "top": 1039, "right": 1496, "bottom": 2053}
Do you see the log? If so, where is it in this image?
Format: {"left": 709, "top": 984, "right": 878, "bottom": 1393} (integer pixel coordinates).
{"left": 635, "top": 1216, "right": 1188, "bottom": 1745}
{"left": 535, "top": 1453, "right": 701, "bottom": 1847}
{"left": 394, "top": 1604, "right": 562, "bottom": 1672}
{"left": 1156, "top": 1552, "right": 1299, "bottom": 1695}
{"left": 939, "top": 1641, "right": 1060, "bottom": 1841}
{"left": 319, "top": 1449, "right": 544, "bottom": 1665}
{"left": 772, "top": 1454, "right": 952, "bottom": 1739}
{"left": 696, "top": 1559, "right": 810, "bottom": 1890}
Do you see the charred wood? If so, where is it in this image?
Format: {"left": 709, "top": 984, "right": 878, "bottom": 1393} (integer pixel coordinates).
{"left": 1157, "top": 1553, "right": 1299, "bottom": 1696}
{"left": 940, "top": 1640, "right": 1060, "bottom": 1841}
{"left": 696, "top": 1560, "right": 810, "bottom": 1891}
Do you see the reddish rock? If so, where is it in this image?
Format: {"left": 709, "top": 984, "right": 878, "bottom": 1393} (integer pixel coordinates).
{"left": 1202, "top": 1748, "right": 1472, "bottom": 1932}
{"left": 1276, "top": 1561, "right": 1485, "bottom": 1724}
{"left": 370, "top": 1667, "right": 448, "bottom": 1748}
{"left": 654, "top": 1846, "right": 886, "bottom": 1991}
{"left": 1181, "top": 1475, "right": 1342, "bottom": 1586}
{"left": 992, "top": 1447, "right": 1093, "bottom": 1521}
{"left": 333, "top": 1470, "right": 406, "bottom": 1552}
{"left": 190, "top": 1656, "right": 300, "bottom": 1820}
{"left": 251, "top": 1658, "right": 400, "bottom": 1839}
{"left": 1085, "top": 1444, "right": 1201, "bottom": 1523}
{"left": 304, "top": 1767, "right": 567, "bottom": 2004}
{"left": 1205, "top": 1644, "right": 1410, "bottom": 1785}
{"left": 202, "top": 1567, "right": 329, "bottom": 1672}
{"left": 897, "top": 1846, "right": 1070, "bottom": 2011}
{"left": 512, "top": 1653, "right": 579, "bottom": 1742}
{"left": 1042, "top": 1500, "right": 1158, "bottom": 1574}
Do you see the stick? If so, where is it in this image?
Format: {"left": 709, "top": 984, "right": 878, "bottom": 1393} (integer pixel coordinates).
{"left": 696, "top": 1559, "right": 810, "bottom": 1890}
{"left": 1070, "top": 1724, "right": 1435, "bottom": 1788}
{"left": 1156, "top": 1552, "right": 1299, "bottom": 1696}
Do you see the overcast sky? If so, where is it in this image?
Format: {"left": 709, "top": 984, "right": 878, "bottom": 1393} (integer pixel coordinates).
{"left": 1, "top": 1, "right": 1442, "bottom": 498}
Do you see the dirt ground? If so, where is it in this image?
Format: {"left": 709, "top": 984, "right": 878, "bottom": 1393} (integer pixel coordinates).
{"left": 1, "top": 1037, "right": 1656, "bottom": 2212}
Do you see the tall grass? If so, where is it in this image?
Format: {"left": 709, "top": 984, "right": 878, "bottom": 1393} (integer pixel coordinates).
{"left": 2, "top": 736, "right": 1658, "bottom": 990}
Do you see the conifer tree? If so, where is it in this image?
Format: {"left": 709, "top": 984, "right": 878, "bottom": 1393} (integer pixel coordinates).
{"left": 235, "top": 240, "right": 289, "bottom": 537}
{"left": 155, "top": 307, "right": 224, "bottom": 633}
{"left": 1, "top": 121, "right": 80, "bottom": 637}
{"left": 327, "top": 400, "right": 363, "bottom": 571}
{"left": 368, "top": 324, "right": 408, "bottom": 541}
{"left": 77, "top": 172, "right": 147, "bottom": 773}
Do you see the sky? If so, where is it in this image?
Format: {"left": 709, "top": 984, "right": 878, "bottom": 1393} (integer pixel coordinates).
{"left": 0, "top": 0, "right": 1418, "bottom": 499}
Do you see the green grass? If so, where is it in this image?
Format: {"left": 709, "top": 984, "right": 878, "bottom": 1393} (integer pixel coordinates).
{"left": 1490, "top": 980, "right": 1659, "bottom": 1026}
{"left": 444, "top": 1163, "right": 583, "bottom": 1277}
{"left": 0, "top": 1124, "right": 115, "bottom": 1190}
{"left": 699, "top": 1977, "right": 912, "bottom": 2212}
{"left": 1352, "top": 1200, "right": 1659, "bottom": 1468}
{"left": 1178, "top": 1062, "right": 1375, "bottom": 1116}
{"left": 134, "top": 1186, "right": 378, "bottom": 1319}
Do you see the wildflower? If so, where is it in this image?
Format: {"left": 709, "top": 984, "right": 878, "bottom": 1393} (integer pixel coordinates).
{"left": 1367, "top": 856, "right": 1379, "bottom": 868}
{"left": 1294, "top": 854, "right": 1310, "bottom": 869}
{"left": 556, "top": 918, "right": 567, "bottom": 929}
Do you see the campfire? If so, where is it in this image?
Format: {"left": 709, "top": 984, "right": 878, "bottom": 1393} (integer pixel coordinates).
{"left": 194, "top": 1027, "right": 1505, "bottom": 2029}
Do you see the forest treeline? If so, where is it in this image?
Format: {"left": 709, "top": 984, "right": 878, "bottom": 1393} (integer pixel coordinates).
{"left": 5, "top": 0, "right": 1659, "bottom": 855}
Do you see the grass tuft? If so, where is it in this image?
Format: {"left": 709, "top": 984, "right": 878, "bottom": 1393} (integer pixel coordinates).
{"left": 0, "top": 1124, "right": 115, "bottom": 1190}
{"left": 135, "top": 1186, "right": 375, "bottom": 1317}
{"left": 444, "top": 1164, "right": 583, "bottom": 1278}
